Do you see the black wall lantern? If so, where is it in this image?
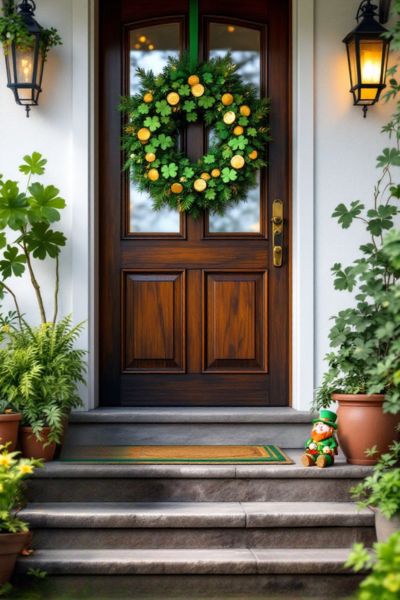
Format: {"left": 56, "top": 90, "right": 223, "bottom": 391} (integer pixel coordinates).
{"left": 343, "top": 0, "right": 392, "bottom": 117}
{"left": 4, "top": 0, "right": 45, "bottom": 117}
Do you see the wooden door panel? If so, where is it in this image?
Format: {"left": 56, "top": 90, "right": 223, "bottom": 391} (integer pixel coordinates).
{"left": 204, "top": 272, "right": 267, "bottom": 372}
{"left": 123, "top": 271, "right": 185, "bottom": 372}
{"left": 99, "top": 0, "right": 290, "bottom": 406}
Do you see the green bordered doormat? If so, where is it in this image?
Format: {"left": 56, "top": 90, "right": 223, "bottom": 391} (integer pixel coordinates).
{"left": 61, "top": 445, "right": 293, "bottom": 464}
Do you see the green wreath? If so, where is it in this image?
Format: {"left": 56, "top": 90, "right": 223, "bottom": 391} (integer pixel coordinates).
{"left": 121, "top": 55, "right": 270, "bottom": 217}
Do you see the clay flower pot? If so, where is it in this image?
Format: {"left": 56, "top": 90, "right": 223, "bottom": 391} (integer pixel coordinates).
{"left": 0, "top": 413, "right": 21, "bottom": 451}
{"left": 333, "top": 394, "right": 400, "bottom": 465}
{"left": 20, "top": 426, "right": 57, "bottom": 461}
{"left": 0, "top": 531, "right": 30, "bottom": 585}
{"left": 374, "top": 508, "right": 400, "bottom": 543}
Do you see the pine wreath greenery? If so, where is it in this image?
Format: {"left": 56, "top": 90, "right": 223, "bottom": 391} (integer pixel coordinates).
{"left": 120, "top": 55, "right": 271, "bottom": 217}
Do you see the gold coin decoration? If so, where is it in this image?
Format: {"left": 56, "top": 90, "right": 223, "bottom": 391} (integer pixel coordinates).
{"left": 194, "top": 178, "right": 207, "bottom": 192}
{"left": 240, "top": 105, "right": 251, "bottom": 116}
{"left": 143, "top": 92, "right": 153, "bottom": 103}
{"left": 231, "top": 155, "right": 245, "bottom": 169}
{"left": 188, "top": 75, "right": 200, "bottom": 86}
{"left": 167, "top": 92, "right": 180, "bottom": 106}
{"left": 211, "top": 168, "right": 221, "bottom": 178}
{"left": 145, "top": 152, "right": 156, "bottom": 163}
{"left": 223, "top": 111, "right": 236, "bottom": 125}
{"left": 221, "top": 93, "right": 234, "bottom": 106}
{"left": 248, "top": 150, "right": 258, "bottom": 160}
{"left": 171, "top": 182, "right": 183, "bottom": 194}
{"left": 137, "top": 127, "right": 151, "bottom": 141}
{"left": 191, "top": 83, "right": 205, "bottom": 97}
{"left": 201, "top": 172, "right": 211, "bottom": 181}
{"left": 233, "top": 125, "right": 244, "bottom": 136}
{"left": 148, "top": 168, "right": 159, "bottom": 181}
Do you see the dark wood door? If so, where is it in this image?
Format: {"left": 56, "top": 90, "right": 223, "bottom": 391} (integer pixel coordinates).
{"left": 99, "top": 0, "right": 291, "bottom": 406}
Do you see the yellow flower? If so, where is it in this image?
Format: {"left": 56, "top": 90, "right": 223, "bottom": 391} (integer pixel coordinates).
{"left": 0, "top": 454, "right": 13, "bottom": 468}
{"left": 18, "top": 464, "right": 34, "bottom": 475}
{"left": 384, "top": 573, "right": 400, "bottom": 593}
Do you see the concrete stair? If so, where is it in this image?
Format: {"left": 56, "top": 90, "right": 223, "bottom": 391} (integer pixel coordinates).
{"left": 16, "top": 409, "right": 374, "bottom": 598}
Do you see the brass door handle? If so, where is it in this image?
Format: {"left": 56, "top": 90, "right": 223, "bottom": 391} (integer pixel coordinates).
{"left": 271, "top": 199, "right": 283, "bottom": 267}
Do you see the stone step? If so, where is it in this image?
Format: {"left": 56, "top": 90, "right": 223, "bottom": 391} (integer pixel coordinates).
{"left": 22, "top": 501, "right": 375, "bottom": 550}
{"left": 64, "top": 407, "right": 313, "bottom": 448}
{"left": 27, "top": 451, "right": 372, "bottom": 503}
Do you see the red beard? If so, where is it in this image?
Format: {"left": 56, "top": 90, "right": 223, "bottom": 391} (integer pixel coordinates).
{"left": 311, "top": 428, "right": 334, "bottom": 442}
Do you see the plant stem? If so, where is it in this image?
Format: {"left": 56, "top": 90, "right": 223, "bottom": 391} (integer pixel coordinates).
{"left": 2, "top": 283, "right": 23, "bottom": 329}
{"left": 21, "top": 240, "right": 47, "bottom": 324}
{"left": 52, "top": 255, "right": 59, "bottom": 324}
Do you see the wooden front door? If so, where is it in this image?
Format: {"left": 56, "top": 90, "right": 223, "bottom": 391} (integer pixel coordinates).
{"left": 99, "top": 0, "right": 291, "bottom": 406}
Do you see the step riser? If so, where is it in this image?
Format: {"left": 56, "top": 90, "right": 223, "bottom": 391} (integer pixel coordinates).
{"left": 28, "top": 478, "right": 360, "bottom": 503}
{"left": 14, "top": 573, "right": 365, "bottom": 599}
{"left": 63, "top": 423, "right": 311, "bottom": 448}
{"left": 30, "top": 526, "right": 375, "bottom": 550}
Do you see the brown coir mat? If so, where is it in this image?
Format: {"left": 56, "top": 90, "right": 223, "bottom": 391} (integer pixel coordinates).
{"left": 61, "top": 445, "right": 293, "bottom": 464}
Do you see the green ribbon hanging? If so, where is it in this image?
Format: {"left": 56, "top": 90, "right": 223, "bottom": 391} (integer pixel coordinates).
{"left": 189, "top": 0, "right": 199, "bottom": 69}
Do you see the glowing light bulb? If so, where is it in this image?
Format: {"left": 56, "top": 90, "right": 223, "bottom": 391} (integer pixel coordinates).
{"left": 227, "top": 25, "right": 235, "bottom": 33}
{"left": 134, "top": 43, "right": 140, "bottom": 49}
{"left": 20, "top": 58, "right": 32, "bottom": 82}
{"left": 361, "top": 52, "right": 381, "bottom": 83}
{"left": 138, "top": 35, "right": 147, "bottom": 43}
{"left": 148, "top": 43, "right": 155, "bottom": 50}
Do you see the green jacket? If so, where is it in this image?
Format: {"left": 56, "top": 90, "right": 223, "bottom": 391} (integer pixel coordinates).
{"left": 305, "top": 436, "right": 338, "bottom": 454}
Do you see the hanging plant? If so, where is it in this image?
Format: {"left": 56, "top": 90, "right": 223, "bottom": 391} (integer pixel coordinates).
{"left": 0, "top": 1, "right": 61, "bottom": 58}
{"left": 120, "top": 55, "right": 271, "bottom": 217}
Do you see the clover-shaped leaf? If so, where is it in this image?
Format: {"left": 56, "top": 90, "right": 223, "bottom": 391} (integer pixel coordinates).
{"left": 19, "top": 152, "right": 47, "bottom": 176}
{"left": 203, "top": 72, "right": 213, "bottom": 84}
{"left": 0, "top": 245, "right": 26, "bottom": 279}
{"left": 332, "top": 201, "right": 364, "bottom": 229}
{"left": 178, "top": 84, "right": 191, "bottom": 96}
{"left": 247, "top": 127, "right": 257, "bottom": 137}
{"left": 222, "top": 147, "right": 233, "bottom": 160}
{"left": 221, "top": 168, "right": 237, "bottom": 183}
{"left": 228, "top": 135, "right": 248, "bottom": 151}
{"left": 155, "top": 100, "right": 172, "bottom": 117}
{"left": 137, "top": 103, "right": 150, "bottom": 115}
{"left": 186, "top": 112, "right": 197, "bottom": 122}
{"left": 184, "top": 167, "right": 194, "bottom": 179}
{"left": 161, "top": 163, "right": 178, "bottom": 179}
{"left": 183, "top": 100, "right": 196, "bottom": 112}
{"left": 156, "top": 134, "right": 174, "bottom": 150}
{"left": 28, "top": 183, "right": 66, "bottom": 224}
{"left": 143, "top": 116, "right": 161, "bottom": 131}
{"left": 238, "top": 117, "right": 249, "bottom": 126}
{"left": 0, "top": 180, "right": 29, "bottom": 229}
{"left": 25, "top": 223, "right": 66, "bottom": 260}
{"left": 205, "top": 189, "right": 216, "bottom": 200}
{"left": 203, "top": 155, "right": 215, "bottom": 165}
{"left": 198, "top": 96, "right": 215, "bottom": 109}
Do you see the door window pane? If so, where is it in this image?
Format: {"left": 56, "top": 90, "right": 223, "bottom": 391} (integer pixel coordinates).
{"left": 129, "top": 23, "right": 181, "bottom": 234}
{"left": 208, "top": 23, "right": 262, "bottom": 234}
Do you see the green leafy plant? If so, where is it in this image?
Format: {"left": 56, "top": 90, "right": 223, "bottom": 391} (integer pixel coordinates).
{"left": 0, "top": 317, "right": 86, "bottom": 444}
{"left": 345, "top": 531, "right": 400, "bottom": 599}
{"left": 0, "top": 4, "right": 61, "bottom": 58}
{"left": 351, "top": 441, "right": 400, "bottom": 518}
{"left": 0, "top": 444, "right": 42, "bottom": 534}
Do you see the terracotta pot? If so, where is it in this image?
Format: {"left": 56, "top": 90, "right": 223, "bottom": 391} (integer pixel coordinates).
{"left": 0, "top": 413, "right": 21, "bottom": 451}
{"left": 333, "top": 394, "right": 400, "bottom": 465}
{"left": 54, "top": 414, "right": 69, "bottom": 460}
{"left": 374, "top": 508, "right": 400, "bottom": 542}
{"left": 0, "top": 531, "right": 30, "bottom": 585}
{"left": 19, "top": 426, "right": 57, "bottom": 461}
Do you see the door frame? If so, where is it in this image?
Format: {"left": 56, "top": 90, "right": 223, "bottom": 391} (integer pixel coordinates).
{"left": 69, "top": 0, "right": 315, "bottom": 412}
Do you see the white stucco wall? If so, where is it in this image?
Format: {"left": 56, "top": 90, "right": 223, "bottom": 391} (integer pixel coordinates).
{"left": 0, "top": 0, "right": 397, "bottom": 409}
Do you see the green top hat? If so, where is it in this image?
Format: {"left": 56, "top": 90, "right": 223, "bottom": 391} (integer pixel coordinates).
{"left": 312, "top": 409, "right": 337, "bottom": 429}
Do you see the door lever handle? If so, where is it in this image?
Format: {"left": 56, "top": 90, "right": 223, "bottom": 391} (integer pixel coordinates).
{"left": 271, "top": 199, "right": 284, "bottom": 267}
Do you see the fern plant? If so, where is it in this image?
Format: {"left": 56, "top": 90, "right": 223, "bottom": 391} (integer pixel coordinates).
{"left": 0, "top": 317, "right": 86, "bottom": 444}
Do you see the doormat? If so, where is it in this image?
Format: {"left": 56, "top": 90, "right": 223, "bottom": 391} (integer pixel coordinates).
{"left": 61, "top": 445, "right": 293, "bottom": 464}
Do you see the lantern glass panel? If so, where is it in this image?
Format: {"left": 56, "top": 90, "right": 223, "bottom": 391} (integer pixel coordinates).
{"left": 348, "top": 38, "right": 358, "bottom": 89}
{"left": 15, "top": 48, "right": 35, "bottom": 100}
{"left": 359, "top": 39, "right": 384, "bottom": 101}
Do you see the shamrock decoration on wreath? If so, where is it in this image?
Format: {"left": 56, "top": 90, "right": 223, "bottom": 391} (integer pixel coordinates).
{"left": 120, "top": 55, "right": 271, "bottom": 217}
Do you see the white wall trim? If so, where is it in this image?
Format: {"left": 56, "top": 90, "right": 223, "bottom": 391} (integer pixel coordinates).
{"left": 292, "top": 0, "right": 315, "bottom": 411}
{"left": 74, "top": 0, "right": 316, "bottom": 412}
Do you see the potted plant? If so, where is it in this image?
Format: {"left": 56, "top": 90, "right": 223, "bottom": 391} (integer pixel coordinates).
{"left": 0, "top": 444, "right": 42, "bottom": 585}
{"left": 345, "top": 531, "right": 400, "bottom": 599}
{"left": 314, "top": 109, "right": 400, "bottom": 464}
{"left": 0, "top": 153, "right": 86, "bottom": 460}
{"left": 351, "top": 440, "right": 400, "bottom": 542}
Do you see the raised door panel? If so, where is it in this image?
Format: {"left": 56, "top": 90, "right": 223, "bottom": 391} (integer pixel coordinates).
{"left": 123, "top": 271, "right": 185, "bottom": 372}
{"left": 204, "top": 271, "right": 267, "bottom": 372}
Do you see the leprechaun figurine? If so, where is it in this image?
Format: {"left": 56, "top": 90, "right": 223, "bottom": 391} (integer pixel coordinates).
{"left": 301, "top": 409, "right": 338, "bottom": 468}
